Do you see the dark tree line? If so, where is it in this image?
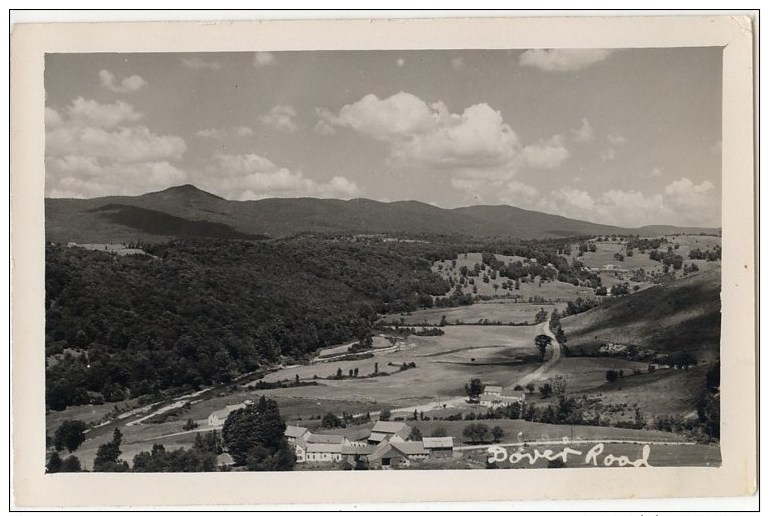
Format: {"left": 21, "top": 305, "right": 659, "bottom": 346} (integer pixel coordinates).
{"left": 45, "top": 238, "right": 450, "bottom": 410}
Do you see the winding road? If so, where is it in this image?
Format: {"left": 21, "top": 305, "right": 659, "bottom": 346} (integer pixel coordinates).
{"left": 352, "top": 313, "right": 564, "bottom": 419}
{"left": 511, "top": 314, "right": 562, "bottom": 389}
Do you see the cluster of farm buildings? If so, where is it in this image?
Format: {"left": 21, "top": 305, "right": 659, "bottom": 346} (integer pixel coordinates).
{"left": 284, "top": 421, "right": 454, "bottom": 469}
{"left": 206, "top": 385, "right": 523, "bottom": 469}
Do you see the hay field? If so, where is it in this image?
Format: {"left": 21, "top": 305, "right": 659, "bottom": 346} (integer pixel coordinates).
{"left": 248, "top": 325, "right": 544, "bottom": 409}
{"left": 382, "top": 301, "right": 561, "bottom": 326}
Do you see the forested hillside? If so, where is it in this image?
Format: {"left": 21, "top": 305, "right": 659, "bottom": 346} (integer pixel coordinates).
{"left": 45, "top": 185, "right": 719, "bottom": 243}
{"left": 45, "top": 237, "right": 450, "bottom": 410}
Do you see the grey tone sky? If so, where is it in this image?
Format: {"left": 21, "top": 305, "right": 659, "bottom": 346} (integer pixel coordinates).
{"left": 44, "top": 48, "right": 722, "bottom": 227}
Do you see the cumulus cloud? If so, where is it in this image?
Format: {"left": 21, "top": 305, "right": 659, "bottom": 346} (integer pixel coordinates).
{"left": 200, "top": 153, "right": 361, "bottom": 200}
{"left": 196, "top": 126, "right": 253, "bottom": 140}
{"left": 711, "top": 140, "right": 722, "bottom": 155}
{"left": 259, "top": 105, "right": 298, "bottom": 133}
{"left": 98, "top": 69, "right": 148, "bottom": 94}
{"left": 572, "top": 118, "right": 594, "bottom": 143}
{"left": 47, "top": 161, "right": 186, "bottom": 198}
{"left": 522, "top": 136, "right": 569, "bottom": 170}
{"left": 313, "top": 118, "right": 336, "bottom": 135}
{"left": 530, "top": 177, "right": 719, "bottom": 227}
{"left": 663, "top": 178, "right": 717, "bottom": 221}
{"left": 650, "top": 167, "right": 663, "bottom": 177}
{"left": 320, "top": 92, "right": 524, "bottom": 170}
{"left": 519, "top": 49, "right": 613, "bottom": 72}
{"left": 320, "top": 91, "right": 570, "bottom": 204}
{"left": 64, "top": 97, "right": 144, "bottom": 129}
{"left": 45, "top": 98, "right": 188, "bottom": 198}
{"left": 396, "top": 58, "right": 405, "bottom": 67}
{"left": 181, "top": 57, "right": 223, "bottom": 70}
{"left": 321, "top": 92, "right": 437, "bottom": 142}
{"left": 254, "top": 52, "right": 276, "bottom": 67}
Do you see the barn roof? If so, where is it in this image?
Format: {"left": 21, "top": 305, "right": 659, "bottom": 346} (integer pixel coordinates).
{"left": 391, "top": 441, "right": 427, "bottom": 456}
{"left": 306, "top": 433, "right": 345, "bottom": 445}
{"left": 367, "top": 432, "right": 389, "bottom": 443}
{"left": 366, "top": 442, "right": 392, "bottom": 462}
{"left": 306, "top": 442, "right": 343, "bottom": 454}
{"left": 341, "top": 444, "right": 376, "bottom": 455}
{"left": 372, "top": 421, "right": 410, "bottom": 435}
{"left": 423, "top": 437, "right": 454, "bottom": 449}
{"left": 284, "top": 425, "right": 309, "bottom": 439}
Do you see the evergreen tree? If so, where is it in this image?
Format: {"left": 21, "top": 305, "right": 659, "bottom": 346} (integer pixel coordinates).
{"left": 93, "top": 428, "right": 129, "bottom": 472}
{"left": 53, "top": 420, "right": 88, "bottom": 453}
{"left": 222, "top": 396, "right": 295, "bottom": 471}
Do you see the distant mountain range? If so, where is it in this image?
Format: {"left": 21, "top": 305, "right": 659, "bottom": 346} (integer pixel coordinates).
{"left": 45, "top": 184, "right": 720, "bottom": 243}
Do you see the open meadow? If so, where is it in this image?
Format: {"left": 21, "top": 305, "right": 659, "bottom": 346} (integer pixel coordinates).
{"left": 381, "top": 301, "right": 564, "bottom": 326}
{"left": 250, "top": 324, "right": 545, "bottom": 409}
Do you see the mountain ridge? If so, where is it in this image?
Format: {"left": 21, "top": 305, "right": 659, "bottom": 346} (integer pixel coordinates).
{"left": 45, "top": 184, "right": 721, "bottom": 243}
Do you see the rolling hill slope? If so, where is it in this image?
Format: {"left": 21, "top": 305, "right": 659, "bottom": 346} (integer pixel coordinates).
{"left": 560, "top": 268, "right": 721, "bottom": 362}
{"left": 45, "top": 184, "right": 721, "bottom": 243}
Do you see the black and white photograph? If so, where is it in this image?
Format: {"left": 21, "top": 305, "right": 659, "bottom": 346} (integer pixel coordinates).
{"left": 11, "top": 13, "right": 756, "bottom": 508}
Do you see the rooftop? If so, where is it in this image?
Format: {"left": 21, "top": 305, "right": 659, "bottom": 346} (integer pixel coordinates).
{"left": 306, "top": 433, "right": 345, "bottom": 445}
{"left": 306, "top": 442, "right": 343, "bottom": 454}
{"left": 284, "top": 425, "right": 309, "bottom": 439}
{"left": 391, "top": 441, "right": 427, "bottom": 456}
{"left": 423, "top": 437, "right": 454, "bottom": 449}
{"left": 371, "top": 421, "right": 410, "bottom": 435}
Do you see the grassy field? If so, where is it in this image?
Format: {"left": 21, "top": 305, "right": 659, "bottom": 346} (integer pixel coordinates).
{"left": 584, "top": 364, "right": 711, "bottom": 418}
{"left": 560, "top": 267, "right": 721, "bottom": 361}
{"left": 431, "top": 252, "right": 597, "bottom": 301}
{"left": 381, "top": 301, "right": 563, "bottom": 326}
{"left": 237, "top": 325, "right": 546, "bottom": 415}
{"left": 317, "top": 336, "right": 393, "bottom": 358}
{"left": 534, "top": 356, "right": 654, "bottom": 393}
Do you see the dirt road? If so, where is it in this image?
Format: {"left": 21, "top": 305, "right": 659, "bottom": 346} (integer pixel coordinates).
{"left": 511, "top": 314, "right": 561, "bottom": 389}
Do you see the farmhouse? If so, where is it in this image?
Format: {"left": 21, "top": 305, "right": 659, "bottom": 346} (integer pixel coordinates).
{"left": 480, "top": 388, "right": 525, "bottom": 407}
{"left": 207, "top": 403, "right": 246, "bottom": 426}
{"left": 367, "top": 421, "right": 411, "bottom": 444}
{"left": 422, "top": 437, "right": 454, "bottom": 459}
{"left": 483, "top": 385, "right": 503, "bottom": 396}
{"left": 305, "top": 442, "right": 344, "bottom": 462}
{"left": 293, "top": 438, "right": 307, "bottom": 462}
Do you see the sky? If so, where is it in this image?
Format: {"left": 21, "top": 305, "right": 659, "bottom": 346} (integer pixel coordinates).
{"left": 44, "top": 48, "right": 723, "bottom": 227}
